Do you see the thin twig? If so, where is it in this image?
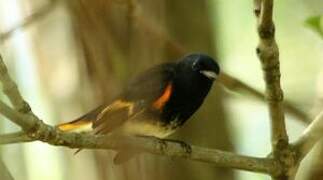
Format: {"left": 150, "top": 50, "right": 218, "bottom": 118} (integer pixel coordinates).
{"left": 255, "top": 0, "right": 288, "bottom": 157}
{"left": 254, "top": 0, "right": 295, "bottom": 179}
{"left": 0, "top": 101, "right": 38, "bottom": 132}
{"left": 291, "top": 110, "right": 323, "bottom": 161}
{"left": 0, "top": 131, "right": 32, "bottom": 144}
{"left": 219, "top": 73, "right": 310, "bottom": 123}
{"left": 253, "top": 0, "right": 262, "bottom": 17}
{"left": 0, "top": 55, "right": 31, "bottom": 113}
{"left": 0, "top": 55, "right": 41, "bottom": 132}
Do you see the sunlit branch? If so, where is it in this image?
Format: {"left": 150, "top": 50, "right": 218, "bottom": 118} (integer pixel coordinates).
{"left": 0, "top": 55, "right": 31, "bottom": 112}
{"left": 254, "top": 0, "right": 300, "bottom": 179}
{"left": 0, "top": 131, "right": 32, "bottom": 144}
{"left": 0, "top": 98, "right": 279, "bottom": 175}
{"left": 292, "top": 110, "right": 323, "bottom": 161}
{"left": 219, "top": 73, "right": 310, "bottom": 123}
{"left": 255, "top": 0, "right": 288, "bottom": 158}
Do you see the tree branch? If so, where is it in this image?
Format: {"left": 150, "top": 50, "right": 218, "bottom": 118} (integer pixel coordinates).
{"left": 0, "top": 131, "right": 32, "bottom": 144}
{"left": 291, "top": 110, "right": 323, "bottom": 161}
{"left": 255, "top": 0, "right": 288, "bottom": 157}
{"left": 0, "top": 99, "right": 280, "bottom": 175}
{"left": 254, "top": 1, "right": 297, "bottom": 179}
{"left": 219, "top": 73, "right": 310, "bottom": 123}
{"left": 0, "top": 55, "right": 31, "bottom": 113}
{"left": 253, "top": 0, "right": 262, "bottom": 17}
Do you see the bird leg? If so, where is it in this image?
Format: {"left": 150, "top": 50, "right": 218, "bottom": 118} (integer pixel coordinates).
{"left": 136, "top": 135, "right": 192, "bottom": 154}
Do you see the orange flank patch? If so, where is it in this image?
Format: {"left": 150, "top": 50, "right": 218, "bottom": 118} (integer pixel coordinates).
{"left": 58, "top": 120, "right": 91, "bottom": 132}
{"left": 153, "top": 83, "right": 173, "bottom": 110}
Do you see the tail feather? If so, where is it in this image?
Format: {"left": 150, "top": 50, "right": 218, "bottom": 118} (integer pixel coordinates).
{"left": 57, "top": 119, "right": 93, "bottom": 133}
{"left": 57, "top": 106, "right": 103, "bottom": 133}
{"left": 56, "top": 107, "right": 103, "bottom": 154}
{"left": 57, "top": 118, "right": 92, "bottom": 154}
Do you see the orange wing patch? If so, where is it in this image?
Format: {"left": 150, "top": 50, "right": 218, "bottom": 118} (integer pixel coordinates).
{"left": 153, "top": 83, "right": 173, "bottom": 110}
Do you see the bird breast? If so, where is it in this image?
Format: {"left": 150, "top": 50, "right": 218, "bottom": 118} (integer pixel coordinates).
{"left": 120, "top": 116, "right": 180, "bottom": 138}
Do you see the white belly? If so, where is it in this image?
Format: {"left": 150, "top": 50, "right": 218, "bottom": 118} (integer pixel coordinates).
{"left": 121, "top": 120, "right": 177, "bottom": 138}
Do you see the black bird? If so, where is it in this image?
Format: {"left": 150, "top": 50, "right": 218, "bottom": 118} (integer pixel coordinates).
{"left": 58, "top": 53, "right": 220, "bottom": 163}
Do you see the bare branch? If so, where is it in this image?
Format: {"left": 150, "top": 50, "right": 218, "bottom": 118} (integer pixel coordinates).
{"left": 0, "top": 101, "right": 37, "bottom": 131}
{"left": 0, "top": 0, "right": 58, "bottom": 42}
{"left": 0, "top": 55, "right": 41, "bottom": 131}
{"left": 0, "top": 55, "right": 31, "bottom": 113}
{"left": 0, "top": 131, "right": 32, "bottom": 144}
{"left": 255, "top": 0, "right": 288, "bottom": 156}
{"left": 291, "top": 111, "right": 323, "bottom": 161}
{"left": 253, "top": 0, "right": 261, "bottom": 17}
{"left": 219, "top": 73, "right": 310, "bottom": 124}
{"left": 253, "top": 1, "right": 298, "bottom": 179}
{"left": 0, "top": 100, "right": 279, "bottom": 175}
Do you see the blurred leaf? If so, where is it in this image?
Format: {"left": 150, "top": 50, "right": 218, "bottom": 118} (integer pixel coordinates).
{"left": 305, "top": 15, "right": 323, "bottom": 38}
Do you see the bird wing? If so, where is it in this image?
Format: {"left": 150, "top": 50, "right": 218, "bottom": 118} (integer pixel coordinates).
{"left": 92, "top": 63, "right": 176, "bottom": 135}
{"left": 92, "top": 100, "right": 138, "bottom": 135}
{"left": 58, "top": 63, "right": 176, "bottom": 135}
{"left": 122, "top": 63, "right": 176, "bottom": 103}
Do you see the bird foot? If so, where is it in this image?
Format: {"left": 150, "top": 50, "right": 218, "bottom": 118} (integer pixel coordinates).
{"left": 136, "top": 136, "right": 192, "bottom": 154}
{"left": 162, "top": 138, "right": 192, "bottom": 154}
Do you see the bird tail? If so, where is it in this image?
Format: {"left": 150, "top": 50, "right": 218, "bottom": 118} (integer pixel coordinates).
{"left": 56, "top": 117, "right": 91, "bottom": 154}
{"left": 56, "top": 106, "right": 103, "bottom": 154}
{"left": 56, "top": 106, "right": 102, "bottom": 133}
{"left": 57, "top": 118, "right": 93, "bottom": 133}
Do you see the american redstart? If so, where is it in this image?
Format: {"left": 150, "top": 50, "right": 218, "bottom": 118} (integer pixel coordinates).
{"left": 57, "top": 53, "right": 220, "bottom": 164}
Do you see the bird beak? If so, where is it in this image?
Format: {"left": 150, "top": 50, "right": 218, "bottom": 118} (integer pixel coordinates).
{"left": 200, "top": 70, "right": 217, "bottom": 80}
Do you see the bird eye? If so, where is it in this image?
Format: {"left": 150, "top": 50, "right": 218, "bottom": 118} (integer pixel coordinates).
{"left": 192, "top": 61, "right": 205, "bottom": 71}
{"left": 192, "top": 60, "right": 202, "bottom": 71}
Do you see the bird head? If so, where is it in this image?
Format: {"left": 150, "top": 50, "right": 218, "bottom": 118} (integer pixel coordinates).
{"left": 178, "top": 53, "right": 220, "bottom": 81}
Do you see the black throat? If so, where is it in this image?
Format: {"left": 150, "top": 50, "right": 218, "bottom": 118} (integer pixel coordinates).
{"left": 160, "top": 64, "right": 213, "bottom": 125}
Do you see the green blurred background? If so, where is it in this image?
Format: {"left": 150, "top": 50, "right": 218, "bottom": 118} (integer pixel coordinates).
{"left": 0, "top": 0, "right": 323, "bottom": 180}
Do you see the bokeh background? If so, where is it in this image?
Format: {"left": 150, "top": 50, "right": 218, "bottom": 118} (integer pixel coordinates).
{"left": 0, "top": 0, "right": 323, "bottom": 180}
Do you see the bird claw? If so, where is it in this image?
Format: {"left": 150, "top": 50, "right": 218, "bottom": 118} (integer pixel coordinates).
{"left": 179, "top": 141, "right": 192, "bottom": 154}
{"left": 162, "top": 139, "right": 192, "bottom": 154}
{"left": 136, "top": 135, "right": 192, "bottom": 154}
